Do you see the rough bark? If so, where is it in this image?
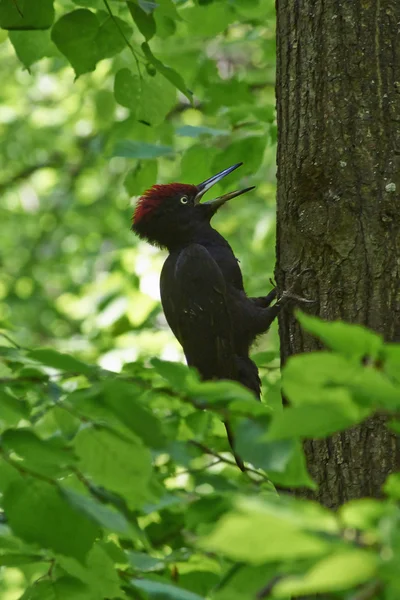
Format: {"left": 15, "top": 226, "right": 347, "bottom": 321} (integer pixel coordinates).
{"left": 275, "top": 0, "right": 400, "bottom": 508}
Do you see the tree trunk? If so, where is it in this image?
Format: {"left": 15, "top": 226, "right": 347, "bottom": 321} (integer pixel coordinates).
{"left": 275, "top": 0, "right": 400, "bottom": 508}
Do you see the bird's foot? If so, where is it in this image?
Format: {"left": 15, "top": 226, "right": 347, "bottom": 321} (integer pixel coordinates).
{"left": 277, "top": 290, "right": 315, "bottom": 305}
{"left": 276, "top": 269, "right": 315, "bottom": 306}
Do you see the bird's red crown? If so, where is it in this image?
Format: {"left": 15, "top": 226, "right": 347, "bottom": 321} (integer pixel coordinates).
{"left": 133, "top": 183, "right": 197, "bottom": 224}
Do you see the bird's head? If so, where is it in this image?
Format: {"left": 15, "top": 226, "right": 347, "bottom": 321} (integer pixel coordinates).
{"left": 131, "top": 162, "right": 254, "bottom": 249}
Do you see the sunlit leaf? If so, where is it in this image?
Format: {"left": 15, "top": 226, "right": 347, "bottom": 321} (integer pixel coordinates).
{"left": 74, "top": 425, "right": 152, "bottom": 509}
{"left": 273, "top": 550, "right": 378, "bottom": 596}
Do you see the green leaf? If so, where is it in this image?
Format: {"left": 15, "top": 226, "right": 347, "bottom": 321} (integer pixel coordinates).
{"left": 124, "top": 160, "right": 157, "bottom": 196}
{"left": 282, "top": 352, "right": 356, "bottom": 406}
{"left": 0, "top": 552, "right": 44, "bottom": 566}
{"left": 235, "top": 419, "right": 294, "bottom": 471}
{"left": 74, "top": 425, "right": 152, "bottom": 509}
{"left": 57, "top": 544, "right": 122, "bottom": 598}
{"left": 127, "top": 1, "right": 156, "bottom": 41}
{"left": 0, "top": 389, "right": 28, "bottom": 427}
{"left": 268, "top": 440, "right": 317, "bottom": 489}
{"left": 127, "top": 550, "right": 165, "bottom": 572}
{"left": 9, "top": 30, "right": 55, "bottom": 67}
{"left": 114, "top": 67, "right": 140, "bottom": 109}
{"left": 273, "top": 550, "right": 378, "bottom": 596}
{"left": 182, "top": 2, "right": 236, "bottom": 37}
{"left": 28, "top": 348, "right": 96, "bottom": 376}
{"left": 3, "top": 478, "right": 99, "bottom": 561}
{"left": 19, "top": 577, "right": 90, "bottom": 600}
{"left": 102, "top": 380, "right": 166, "bottom": 448}
{"left": 266, "top": 400, "right": 364, "bottom": 441}
{"left": 384, "top": 473, "right": 400, "bottom": 500}
{"left": 339, "top": 498, "right": 390, "bottom": 530}
{"left": 51, "top": 9, "right": 99, "bottom": 76}
{"left": 2, "top": 428, "right": 76, "bottom": 476}
{"left": 62, "top": 488, "right": 134, "bottom": 535}
{"left": 95, "top": 14, "right": 132, "bottom": 58}
{"left": 113, "top": 140, "right": 174, "bottom": 159}
{"left": 297, "top": 311, "right": 383, "bottom": 359}
{"left": 141, "top": 42, "right": 192, "bottom": 101}
{"left": 0, "top": 0, "right": 54, "bottom": 30}
{"left": 114, "top": 68, "right": 177, "bottom": 124}
{"left": 201, "top": 497, "right": 332, "bottom": 564}
{"left": 133, "top": 579, "right": 205, "bottom": 600}
{"left": 176, "top": 125, "right": 229, "bottom": 138}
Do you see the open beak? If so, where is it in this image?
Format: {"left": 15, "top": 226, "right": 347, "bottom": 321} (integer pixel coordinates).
{"left": 194, "top": 163, "right": 255, "bottom": 213}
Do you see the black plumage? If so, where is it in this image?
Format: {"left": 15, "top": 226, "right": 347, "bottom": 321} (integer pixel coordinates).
{"left": 132, "top": 163, "right": 283, "bottom": 399}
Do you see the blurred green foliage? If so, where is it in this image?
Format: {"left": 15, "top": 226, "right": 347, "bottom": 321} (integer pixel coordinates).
{"left": 1, "top": 314, "right": 400, "bottom": 599}
{"left": 0, "top": 0, "right": 278, "bottom": 376}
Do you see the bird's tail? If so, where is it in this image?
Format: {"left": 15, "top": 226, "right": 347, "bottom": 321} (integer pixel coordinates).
{"left": 235, "top": 356, "right": 261, "bottom": 400}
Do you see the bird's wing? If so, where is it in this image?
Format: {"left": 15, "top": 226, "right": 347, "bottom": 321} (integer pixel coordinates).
{"left": 160, "top": 244, "right": 237, "bottom": 381}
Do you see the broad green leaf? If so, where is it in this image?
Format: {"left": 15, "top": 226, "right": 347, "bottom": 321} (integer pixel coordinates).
{"left": 74, "top": 425, "right": 152, "bottom": 509}
{"left": 128, "top": 550, "right": 165, "bottom": 571}
{"left": 268, "top": 440, "right": 316, "bottom": 489}
{"left": 212, "top": 564, "right": 279, "bottom": 600}
{"left": 273, "top": 550, "right": 378, "bottom": 596}
{"left": 51, "top": 9, "right": 99, "bottom": 76}
{"left": 282, "top": 352, "right": 357, "bottom": 405}
{"left": 71, "top": 0, "right": 102, "bottom": 6}
{"left": 133, "top": 579, "right": 205, "bottom": 600}
{"left": 347, "top": 367, "right": 400, "bottom": 409}
{"left": 384, "top": 474, "right": 400, "bottom": 501}
{"left": 151, "top": 358, "right": 197, "bottom": 390}
{"left": 383, "top": 344, "right": 400, "bottom": 384}
{"left": 124, "top": 160, "right": 158, "bottom": 196}
{"left": 0, "top": 0, "right": 54, "bottom": 30}
{"left": 18, "top": 577, "right": 89, "bottom": 600}
{"left": 235, "top": 419, "right": 294, "bottom": 471}
{"left": 0, "top": 552, "right": 44, "bottom": 566}
{"left": 62, "top": 488, "right": 134, "bottom": 535}
{"left": 57, "top": 544, "right": 122, "bottom": 599}
{"left": 141, "top": 42, "right": 192, "bottom": 101}
{"left": 155, "top": 0, "right": 181, "bottom": 20}
{"left": 266, "top": 400, "right": 364, "bottom": 440}
{"left": 0, "top": 389, "right": 28, "bottom": 427}
{"left": 297, "top": 311, "right": 383, "bottom": 359}
{"left": 28, "top": 348, "right": 96, "bottom": 376}
{"left": 9, "top": 30, "right": 55, "bottom": 67}
{"left": 182, "top": 2, "right": 236, "bottom": 37}
{"left": 113, "top": 140, "right": 174, "bottom": 159}
{"left": 176, "top": 125, "right": 229, "bottom": 138}
{"left": 114, "top": 68, "right": 140, "bottom": 110}
{"left": 339, "top": 498, "right": 390, "bottom": 530}
{"left": 201, "top": 497, "right": 332, "bottom": 564}
{"left": 3, "top": 478, "right": 99, "bottom": 561}
{"left": 95, "top": 14, "right": 132, "bottom": 58}
{"left": 127, "top": 1, "right": 156, "bottom": 40}
{"left": 102, "top": 380, "right": 166, "bottom": 448}
{"left": 2, "top": 428, "right": 76, "bottom": 476}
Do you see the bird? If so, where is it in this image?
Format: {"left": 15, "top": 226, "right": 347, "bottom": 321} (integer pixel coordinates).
{"left": 132, "top": 162, "right": 284, "bottom": 400}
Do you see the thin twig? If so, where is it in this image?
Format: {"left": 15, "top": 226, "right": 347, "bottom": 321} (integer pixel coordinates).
{"left": 189, "top": 439, "right": 268, "bottom": 480}
{"left": 103, "top": 0, "right": 143, "bottom": 75}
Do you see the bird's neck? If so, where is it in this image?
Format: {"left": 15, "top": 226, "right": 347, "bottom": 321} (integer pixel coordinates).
{"left": 167, "top": 224, "right": 228, "bottom": 253}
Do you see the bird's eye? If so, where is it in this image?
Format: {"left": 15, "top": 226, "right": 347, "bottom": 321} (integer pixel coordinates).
{"left": 180, "top": 196, "right": 189, "bottom": 205}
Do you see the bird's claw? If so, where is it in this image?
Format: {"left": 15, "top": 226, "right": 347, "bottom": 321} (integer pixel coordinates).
{"left": 277, "top": 290, "right": 316, "bottom": 305}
